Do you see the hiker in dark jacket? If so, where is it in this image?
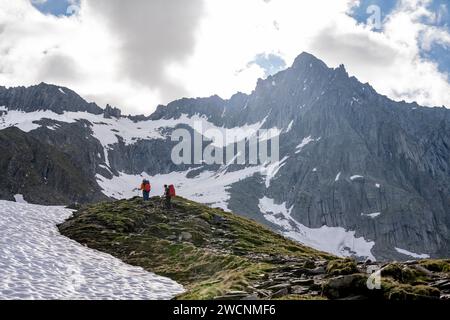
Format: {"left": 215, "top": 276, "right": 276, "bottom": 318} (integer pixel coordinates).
{"left": 140, "top": 179, "right": 151, "bottom": 201}
{"left": 164, "top": 184, "right": 174, "bottom": 209}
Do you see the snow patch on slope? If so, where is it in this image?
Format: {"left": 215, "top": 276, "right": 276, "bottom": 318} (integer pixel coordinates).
{"left": 14, "top": 194, "right": 27, "bottom": 204}
{"left": 0, "top": 110, "right": 270, "bottom": 148}
{"left": 260, "top": 156, "right": 289, "bottom": 188}
{"left": 285, "top": 120, "right": 294, "bottom": 133}
{"left": 295, "top": 136, "right": 320, "bottom": 154}
{"left": 395, "top": 247, "right": 430, "bottom": 259}
{"left": 46, "top": 123, "right": 61, "bottom": 131}
{"left": 258, "top": 197, "right": 375, "bottom": 260}
{"left": 0, "top": 200, "right": 184, "bottom": 300}
{"left": 361, "top": 212, "right": 381, "bottom": 219}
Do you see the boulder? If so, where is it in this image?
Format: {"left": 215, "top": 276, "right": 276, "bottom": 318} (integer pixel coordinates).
{"left": 179, "top": 232, "right": 193, "bottom": 241}
{"left": 322, "top": 274, "right": 368, "bottom": 299}
{"left": 271, "top": 288, "right": 289, "bottom": 299}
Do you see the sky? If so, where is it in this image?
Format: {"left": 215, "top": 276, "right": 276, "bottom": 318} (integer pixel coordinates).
{"left": 0, "top": 0, "right": 449, "bottom": 115}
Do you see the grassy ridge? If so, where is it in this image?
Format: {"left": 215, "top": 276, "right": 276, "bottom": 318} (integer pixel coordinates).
{"left": 59, "top": 196, "right": 450, "bottom": 300}
{"left": 59, "top": 196, "right": 333, "bottom": 299}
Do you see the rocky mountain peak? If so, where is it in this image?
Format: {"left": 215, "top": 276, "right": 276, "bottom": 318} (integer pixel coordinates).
{"left": 291, "top": 52, "right": 329, "bottom": 71}
{"left": 0, "top": 82, "right": 103, "bottom": 115}
{"left": 103, "top": 104, "right": 122, "bottom": 119}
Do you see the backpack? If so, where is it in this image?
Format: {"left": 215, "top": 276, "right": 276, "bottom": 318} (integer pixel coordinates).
{"left": 168, "top": 184, "right": 176, "bottom": 197}
{"left": 143, "top": 180, "right": 151, "bottom": 192}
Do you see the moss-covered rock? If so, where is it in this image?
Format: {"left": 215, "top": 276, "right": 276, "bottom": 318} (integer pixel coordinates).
{"left": 382, "top": 280, "right": 441, "bottom": 300}
{"left": 419, "top": 260, "right": 450, "bottom": 273}
{"left": 380, "top": 263, "right": 428, "bottom": 285}
{"left": 326, "top": 259, "right": 358, "bottom": 276}
{"left": 322, "top": 274, "right": 369, "bottom": 299}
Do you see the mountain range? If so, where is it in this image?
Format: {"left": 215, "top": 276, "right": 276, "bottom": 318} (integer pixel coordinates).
{"left": 1, "top": 52, "right": 449, "bottom": 261}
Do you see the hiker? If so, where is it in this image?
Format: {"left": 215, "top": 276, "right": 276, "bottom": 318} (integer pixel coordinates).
{"left": 163, "top": 184, "right": 176, "bottom": 209}
{"left": 140, "top": 179, "right": 151, "bottom": 201}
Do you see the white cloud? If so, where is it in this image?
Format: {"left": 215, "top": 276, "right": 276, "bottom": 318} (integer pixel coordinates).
{"left": 0, "top": 0, "right": 203, "bottom": 114}
{"left": 0, "top": 0, "right": 449, "bottom": 115}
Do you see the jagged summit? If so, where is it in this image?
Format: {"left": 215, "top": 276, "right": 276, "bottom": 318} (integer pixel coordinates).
{"left": 291, "top": 52, "right": 329, "bottom": 70}
{"left": 103, "top": 104, "right": 122, "bottom": 119}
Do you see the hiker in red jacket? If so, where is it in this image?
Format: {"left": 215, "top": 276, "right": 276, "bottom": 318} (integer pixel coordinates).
{"left": 164, "top": 184, "right": 176, "bottom": 209}
{"left": 140, "top": 179, "right": 151, "bottom": 201}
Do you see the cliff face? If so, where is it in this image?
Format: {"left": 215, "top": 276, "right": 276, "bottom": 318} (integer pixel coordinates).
{"left": 58, "top": 197, "right": 450, "bottom": 300}
{"left": 0, "top": 127, "right": 107, "bottom": 205}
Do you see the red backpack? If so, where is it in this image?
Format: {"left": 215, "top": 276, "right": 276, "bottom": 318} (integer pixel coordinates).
{"left": 168, "top": 184, "right": 176, "bottom": 197}
{"left": 144, "top": 182, "right": 151, "bottom": 192}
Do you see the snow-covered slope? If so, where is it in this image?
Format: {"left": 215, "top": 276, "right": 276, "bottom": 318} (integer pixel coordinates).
{"left": 0, "top": 200, "right": 184, "bottom": 300}
{"left": 258, "top": 196, "right": 375, "bottom": 260}
{"left": 0, "top": 109, "right": 270, "bottom": 148}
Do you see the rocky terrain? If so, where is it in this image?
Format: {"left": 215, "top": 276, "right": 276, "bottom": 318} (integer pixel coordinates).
{"left": 59, "top": 197, "right": 450, "bottom": 300}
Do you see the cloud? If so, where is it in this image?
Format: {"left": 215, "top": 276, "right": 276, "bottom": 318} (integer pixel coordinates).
{"left": 0, "top": 0, "right": 205, "bottom": 114}
{"left": 37, "top": 53, "right": 83, "bottom": 82}
{"left": 84, "top": 0, "right": 204, "bottom": 102}
{"left": 310, "top": 25, "right": 399, "bottom": 66}
{"left": 305, "top": 0, "right": 450, "bottom": 107}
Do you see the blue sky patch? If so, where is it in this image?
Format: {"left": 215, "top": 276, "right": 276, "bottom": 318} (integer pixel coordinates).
{"left": 349, "top": 0, "right": 398, "bottom": 31}
{"left": 31, "top": 0, "right": 80, "bottom": 17}
{"left": 421, "top": 42, "right": 450, "bottom": 79}
{"left": 422, "top": 0, "right": 449, "bottom": 29}
{"left": 248, "top": 53, "right": 286, "bottom": 77}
